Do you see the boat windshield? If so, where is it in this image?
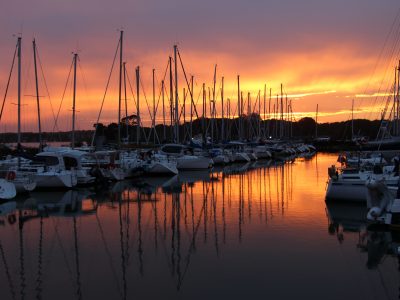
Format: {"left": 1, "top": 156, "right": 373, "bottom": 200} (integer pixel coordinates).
{"left": 34, "top": 155, "right": 59, "bottom": 166}
{"left": 63, "top": 157, "right": 78, "bottom": 170}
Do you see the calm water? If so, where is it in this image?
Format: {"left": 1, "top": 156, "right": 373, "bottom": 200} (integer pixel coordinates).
{"left": 0, "top": 153, "right": 399, "bottom": 300}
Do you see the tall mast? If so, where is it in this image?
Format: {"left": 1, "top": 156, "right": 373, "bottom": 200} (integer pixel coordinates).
{"left": 211, "top": 64, "right": 217, "bottom": 144}
{"left": 152, "top": 68, "right": 156, "bottom": 145}
{"left": 136, "top": 66, "right": 140, "bottom": 144}
{"left": 202, "top": 83, "right": 206, "bottom": 145}
{"left": 117, "top": 30, "right": 123, "bottom": 148}
{"left": 162, "top": 80, "right": 166, "bottom": 141}
{"left": 285, "top": 94, "right": 288, "bottom": 139}
{"left": 351, "top": 98, "right": 354, "bottom": 140}
{"left": 237, "top": 75, "right": 241, "bottom": 140}
{"left": 275, "top": 95, "right": 278, "bottom": 138}
{"left": 183, "top": 88, "right": 186, "bottom": 142}
{"left": 227, "top": 98, "right": 231, "bottom": 140}
{"left": 123, "top": 62, "right": 128, "bottom": 141}
{"left": 169, "top": 57, "right": 173, "bottom": 140}
{"left": 315, "top": 104, "right": 319, "bottom": 139}
{"left": 397, "top": 61, "right": 400, "bottom": 136}
{"left": 258, "top": 89, "right": 261, "bottom": 139}
{"left": 190, "top": 76, "right": 194, "bottom": 140}
{"left": 280, "top": 83, "right": 283, "bottom": 139}
{"left": 394, "top": 66, "right": 397, "bottom": 136}
{"left": 173, "top": 45, "right": 179, "bottom": 143}
{"left": 268, "top": 88, "right": 271, "bottom": 138}
{"left": 290, "top": 100, "right": 293, "bottom": 138}
{"left": 221, "top": 76, "right": 225, "bottom": 143}
{"left": 32, "top": 39, "right": 43, "bottom": 150}
{"left": 17, "top": 37, "right": 22, "bottom": 150}
{"left": 71, "top": 52, "right": 78, "bottom": 149}
{"left": 247, "top": 92, "right": 251, "bottom": 140}
{"left": 263, "top": 84, "right": 266, "bottom": 139}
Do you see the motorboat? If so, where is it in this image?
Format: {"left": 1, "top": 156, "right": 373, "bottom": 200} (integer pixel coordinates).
{"left": 44, "top": 147, "right": 96, "bottom": 185}
{"left": 326, "top": 165, "right": 398, "bottom": 203}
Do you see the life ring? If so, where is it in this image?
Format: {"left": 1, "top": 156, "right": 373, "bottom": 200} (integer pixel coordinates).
{"left": 6, "top": 171, "right": 16, "bottom": 181}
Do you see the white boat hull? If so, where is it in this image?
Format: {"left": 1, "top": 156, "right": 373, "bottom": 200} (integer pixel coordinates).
{"left": 34, "top": 172, "right": 77, "bottom": 188}
{"left": 326, "top": 180, "right": 367, "bottom": 202}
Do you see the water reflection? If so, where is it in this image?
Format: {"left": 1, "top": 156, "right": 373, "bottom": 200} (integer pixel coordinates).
{"left": 326, "top": 201, "right": 400, "bottom": 300}
{"left": 0, "top": 154, "right": 399, "bottom": 299}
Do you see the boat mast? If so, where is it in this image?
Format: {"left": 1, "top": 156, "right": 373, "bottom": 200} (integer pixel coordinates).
{"left": 183, "top": 88, "right": 186, "bottom": 142}
{"left": 17, "top": 37, "right": 22, "bottom": 150}
{"left": 263, "top": 84, "right": 266, "bottom": 139}
{"left": 174, "top": 45, "right": 179, "bottom": 143}
{"left": 162, "top": 80, "right": 166, "bottom": 141}
{"left": 315, "top": 103, "right": 319, "bottom": 139}
{"left": 190, "top": 76, "right": 194, "bottom": 140}
{"left": 32, "top": 39, "right": 43, "bottom": 150}
{"left": 221, "top": 76, "right": 225, "bottom": 143}
{"left": 136, "top": 66, "right": 140, "bottom": 144}
{"left": 211, "top": 64, "right": 217, "bottom": 145}
{"left": 285, "top": 94, "right": 288, "bottom": 139}
{"left": 117, "top": 30, "right": 123, "bottom": 148}
{"left": 351, "top": 98, "right": 354, "bottom": 141}
{"left": 258, "top": 89, "right": 261, "bottom": 139}
{"left": 397, "top": 61, "right": 400, "bottom": 136}
{"left": 123, "top": 62, "right": 129, "bottom": 141}
{"left": 152, "top": 68, "right": 156, "bottom": 145}
{"left": 280, "top": 83, "right": 283, "bottom": 139}
{"left": 237, "top": 75, "right": 241, "bottom": 140}
{"left": 169, "top": 56, "right": 173, "bottom": 141}
{"left": 268, "top": 88, "right": 271, "bottom": 138}
{"left": 202, "top": 83, "right": 206, "bottom": 145}
{"left": 71, "top": 52, "right": 78, "bottom": 149}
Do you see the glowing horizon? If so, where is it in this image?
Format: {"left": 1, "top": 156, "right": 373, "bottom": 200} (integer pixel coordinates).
{"left": 0, "top": 0, "right": 399, "bottom": 133}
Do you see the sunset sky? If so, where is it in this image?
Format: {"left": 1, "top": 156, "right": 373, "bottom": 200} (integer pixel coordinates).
{"left": 1, "top": 0, "right": 399, "bottom": 132}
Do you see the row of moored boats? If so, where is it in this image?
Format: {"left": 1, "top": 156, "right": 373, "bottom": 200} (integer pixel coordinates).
{"left": 0, "top": 141, "right": 316, "bottom": 200}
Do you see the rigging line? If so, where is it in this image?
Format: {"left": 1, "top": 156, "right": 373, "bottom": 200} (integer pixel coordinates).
{"left": 91, "top": 38, "right": 120, "bottom": 146}
{"left": 23, "top": 42, "right": 33, "bottom": 95}
{"left": 177, "top": 48, "right": 200, "bottom": 119}
{"left": 53, "top": 58, "right": 73, "bottom": 132}
{"left": 368, "top": 17, "right": 400, "bottom": 119}
{"left": 155, "top": 58, "right": 171, "bottom": 117}
{"left": 77, "top": 56, "right": 90, "bottom": 98}
{"left": 178, "top": 88, "right": 189, "bottom": 122}
{"left": 139, "top": 75, "right": 154, "bottom": 124}
{"left": 0, "top": 43, "right": 17, "bottom": 123}
{"left": 154, "top": 71, "right": 163, "bottom": 121}
{"left": 356, "top": 7, "right": 400, "bottom": 112}
{"left": 77, "top": 58, "right": 91, "bottom": 129}
{"left": 36, "top": 45, "right": 60, "bottom": 133}
{"left": 125, "top": 69, "right": 137, "bottom": 109}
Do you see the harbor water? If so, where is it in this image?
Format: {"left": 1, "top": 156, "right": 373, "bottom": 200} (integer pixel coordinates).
{"left": 0, "top": 153, "right": 398, "bottom": 300}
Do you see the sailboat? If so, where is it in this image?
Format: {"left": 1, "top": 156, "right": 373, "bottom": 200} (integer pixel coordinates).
{"left": 365, "top": 62, "right": 400, "bottom": 150}
{"left": 0, "top": 37, "right": 37, "bottom": 194}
